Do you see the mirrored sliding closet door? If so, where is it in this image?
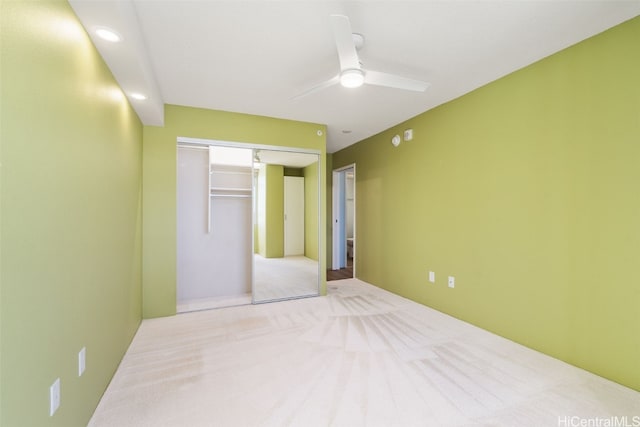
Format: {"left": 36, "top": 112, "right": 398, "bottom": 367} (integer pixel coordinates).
{"left": 252, "top": 149, "right": 320, "bottom": 303}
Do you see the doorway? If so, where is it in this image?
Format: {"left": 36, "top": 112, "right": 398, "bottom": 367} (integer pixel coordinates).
{"left": 330, "top": 164, "right": 355, "bottom": 280}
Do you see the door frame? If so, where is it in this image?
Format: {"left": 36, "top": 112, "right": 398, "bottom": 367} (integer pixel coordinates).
{"left": 332, "top": 163, "right": 356, "bottom": 274}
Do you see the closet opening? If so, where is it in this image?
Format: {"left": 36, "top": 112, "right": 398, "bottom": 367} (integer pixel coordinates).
{"left": 177, "top": 144, "right": 253, "bottom": 312}
{"left": 176, "top": 138, "right": 321, "bottom": 312}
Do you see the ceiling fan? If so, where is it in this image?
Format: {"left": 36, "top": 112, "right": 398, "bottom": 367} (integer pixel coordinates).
{"left": 293, "top": 14, "right": 430, "bottom": 100}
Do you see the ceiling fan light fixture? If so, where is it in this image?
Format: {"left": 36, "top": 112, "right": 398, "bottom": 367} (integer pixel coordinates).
{"left": 340, "top": 69, "right": 365, "bottom": 88}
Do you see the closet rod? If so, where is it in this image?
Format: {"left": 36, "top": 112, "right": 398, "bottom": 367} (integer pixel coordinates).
{"left": 210, "top": 187, "right": 252, "bottom": 192}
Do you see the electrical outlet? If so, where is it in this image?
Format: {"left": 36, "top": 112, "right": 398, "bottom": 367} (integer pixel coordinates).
{"left": 448, "top": 276, "right": 455, "bottom": 288}
{"left": 49, "top": 378, "right": 60, "bottom": 416}
{"left": 428, "top": 271, "right": 435, "bottom": 283}
{"left": 79, "top": 347, "right": 86, "bottom": 376}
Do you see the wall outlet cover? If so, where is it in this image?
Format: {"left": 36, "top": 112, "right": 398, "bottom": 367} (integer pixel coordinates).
{"left": 429, "top": 271, "right": 435, "bottom": 283}
{"left": 448, "top": 276, "right": 455, "bottom": 288}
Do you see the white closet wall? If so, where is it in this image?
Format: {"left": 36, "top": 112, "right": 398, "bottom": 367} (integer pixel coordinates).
{"left": 177, "top": 146, "right": 252, "bottom": 306}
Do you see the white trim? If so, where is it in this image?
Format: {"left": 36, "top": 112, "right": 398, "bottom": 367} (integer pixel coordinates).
{"left": 332, "top": 163, "right": 356, "bottom": 275}
{"left": 332, "top": 170, "right": 340, "bottom": 270}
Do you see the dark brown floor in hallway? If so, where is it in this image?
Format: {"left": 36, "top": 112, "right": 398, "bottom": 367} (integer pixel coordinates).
{"left": 327, "top": 257, "right": 353, "bottom": 281}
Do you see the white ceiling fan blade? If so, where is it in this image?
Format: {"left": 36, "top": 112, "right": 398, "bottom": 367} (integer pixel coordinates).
{"left": 364, "top": 70, "right": 430, "bottom": 92}
{"left": 330, "top": 14, "right": 360, "bottom": 71}
{"left": 291, "top": 75, "right": 340, "bottom": 101}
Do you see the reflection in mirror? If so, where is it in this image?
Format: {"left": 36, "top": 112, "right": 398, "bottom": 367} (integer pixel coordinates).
{"left": 252, "top": 149, "right": 320, "bottom": 303}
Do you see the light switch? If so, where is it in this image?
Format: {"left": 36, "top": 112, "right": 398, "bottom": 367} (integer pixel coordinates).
{"left": 50, "top": 378, "right": 60, "bottom": 416}
{"left": 79, "top": 347, "right": 86, "bottom": 376}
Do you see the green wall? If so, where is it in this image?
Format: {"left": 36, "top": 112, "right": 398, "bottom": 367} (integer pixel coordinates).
{"left": 266, "top": 165, "right": 285, "bottom": 258}
{"left": 326, "top": 154, "right": 333, "bottom": 265}
{"left": 304, "top": 162, "right": 319, "bottom": 261}
{"left": 257, "top": 162, "right": 319, "bottom": 260}
{"left": 256, "top": 164, "right": 265, "bottom": 254}
{"left": 332, "top": 16, "right": 640, "bottom": 391}
{"left": 0, "top": 1, "right": 143, "bottom": 426}
{"left": 143, "top": 105, "right": 327, "bottom": 318}
{"left": 284, "top": 167, "right": 303, "bottom": 177}
{"left": 257, "top": 164, "right": 285, "bottom": 258}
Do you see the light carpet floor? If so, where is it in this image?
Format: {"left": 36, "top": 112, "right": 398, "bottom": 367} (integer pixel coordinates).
{"left": 253, "top": 255, "right": 319, "bottom": 302}
{"left": 89, "top": 279, "right": 639, "bottom": 427}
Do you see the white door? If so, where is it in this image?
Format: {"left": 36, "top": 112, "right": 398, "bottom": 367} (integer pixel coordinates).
{"left": 284, "top": 176, "right": 304, "bottom": 256}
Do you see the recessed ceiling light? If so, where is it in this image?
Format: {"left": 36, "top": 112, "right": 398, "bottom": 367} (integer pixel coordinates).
{"left": 130, "top": 93, "right": 147, "bottom": 100}
{"left": 95, "top": 28, "right": 121, "bottom": 43}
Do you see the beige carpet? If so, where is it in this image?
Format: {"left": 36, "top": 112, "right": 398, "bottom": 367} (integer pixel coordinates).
{"left": 89, "top": 279, "right": 639, "bottom": 427}
{"left": 253, "top": 255, "right": 319, "bottom": 302}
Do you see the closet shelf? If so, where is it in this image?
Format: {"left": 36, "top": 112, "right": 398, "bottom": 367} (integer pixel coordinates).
{"left": 210, "top": 187, "right": 252, "bottom": 193}
{"left": 210, "top": 187, "right": 252, "bottom": 199}
{"left": 209, "top": 169, "right": 252, "bottom": 176}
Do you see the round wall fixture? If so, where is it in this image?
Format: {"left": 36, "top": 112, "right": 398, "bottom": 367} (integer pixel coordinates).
{"left": 317, "top": 130, "right": 323, "bottom": 136}
{"left": 391, "top": 135, "right": 401, "bottom": 147}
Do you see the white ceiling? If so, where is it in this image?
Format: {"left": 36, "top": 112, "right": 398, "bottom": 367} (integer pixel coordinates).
{"left": 69, "top": 1, "right": 640, "bottom": 153}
